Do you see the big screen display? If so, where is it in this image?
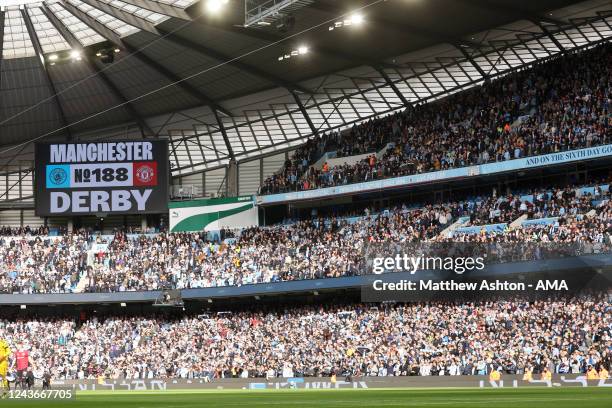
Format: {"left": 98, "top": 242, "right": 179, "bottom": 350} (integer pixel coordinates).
{"left": 35, "top": 141, "right": 169, "bottom": 216}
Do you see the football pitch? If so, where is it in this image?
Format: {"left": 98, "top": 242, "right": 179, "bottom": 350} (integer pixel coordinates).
{"left": 5, "top": 388, "right": 612, "bottom": 407}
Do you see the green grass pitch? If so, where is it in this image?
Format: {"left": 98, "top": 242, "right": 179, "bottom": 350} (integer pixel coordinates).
{"left": 4, "top": 387, "right": 612, "bottom": 407}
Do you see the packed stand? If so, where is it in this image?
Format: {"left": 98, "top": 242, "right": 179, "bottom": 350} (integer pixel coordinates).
{"left": 260, "top": 43, "right": 611, "bottom": 194}
{"left": 0, "top": 231, "right": 91, "bottom": 294}
{"left": 449, "top": 188, "right": 612, "bottom": 245}
{"left": 0, "top": 226, "right": 52, "bottom": 236}
{"left": 83, "top": 204, "right": 452, "bottom": 291}
{"left": 463, "top": 185, "right": 608, "bottom": 226}
{"left": 0, "top": 179, "right": 610, "bottom": 293}
{"left": 82, "top": 179, "right": 610, "bottom": 291}
{"left": 0, "top": 295, "right": 610, "bottom": 380}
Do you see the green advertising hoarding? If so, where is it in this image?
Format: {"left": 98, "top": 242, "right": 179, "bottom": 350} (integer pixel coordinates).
{"left": 169, "top": 196, "right": 257, "bottom": 232}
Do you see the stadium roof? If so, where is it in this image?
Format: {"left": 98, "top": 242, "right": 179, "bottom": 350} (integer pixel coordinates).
{"left": 0, "top": 0, "right": 610, "bottom": 177}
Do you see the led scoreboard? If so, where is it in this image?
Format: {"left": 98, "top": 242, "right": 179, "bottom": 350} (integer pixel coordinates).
{"left": 35, "top": 141, "right": 169, "bottom": 216}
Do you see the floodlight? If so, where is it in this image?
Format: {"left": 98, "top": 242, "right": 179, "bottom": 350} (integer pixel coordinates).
{"left": 350, "top": 13, "right": 364, "bottom": 25}
{"left": 205, "top": 0, "right": 229, "bottom": 14}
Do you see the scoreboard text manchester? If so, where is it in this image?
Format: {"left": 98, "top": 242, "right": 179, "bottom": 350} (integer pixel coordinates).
{"left": 35, "top": 141, "right": 168, "bottom": 216}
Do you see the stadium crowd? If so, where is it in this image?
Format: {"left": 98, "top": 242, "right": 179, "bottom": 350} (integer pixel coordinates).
{"left": 0, "top": 178, "right": 610, "bottom": 294}
{"left": 449, "top": 193, "right": 612, "bottom": 245}
{"left": 0, "top": 296, "right": 610, "bottom": 380}
{"left": 0, "top": 226, "right": 53, "bottom": 236}
{"left": 0, "top": 231, "right": 90, "bottom": 294}
{"left": 259, "top": 43, "right": 610, "bottom": 194}
{"left": 81, "top": 202, "right": 450, "bottom": 292}
{"left": 463, "top": 184, "right": 609, "bottom": 226}
{"left": 84, "top": 178, "right": 611, "bottom": 291}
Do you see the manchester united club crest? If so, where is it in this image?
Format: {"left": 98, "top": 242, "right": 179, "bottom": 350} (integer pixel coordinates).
{"left": 133, "top": 162, "right": 158, "bottom": 186}
{"left": 136, "top": 165, "right": 154, "bottom": 183}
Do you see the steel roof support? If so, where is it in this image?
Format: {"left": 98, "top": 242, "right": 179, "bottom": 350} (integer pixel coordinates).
{"left": 257, "top": 109, "right": 285, "bottom": 145}
{"left": 80, "top": 0, "right": 158, "bottom": 33}
{"left": 41, "top": 5, "right": 155, "bottom": 138}
{"left": 21, "top": 8, "right": 72, "bottom": 140}
{"left": 596, "top": 11, "right": 612, "bottom": 28}
{"left": 574, "top": 18, "right": 606, "bottom": 41}
{"left": 225, "top": 117, "right": 246, "bottom": 152}
{"left": 291, "top": 92, "right": 318, "bottom": 137}
{"left": 0, "top": 169, "right": 31, "bottom": 200}
{"left": 180, "top": 138, "right": 195, "bottom": 168}
{"left": 118, "top": 0, "right": 191, "bottom": 20}
{"left": 528, "top": 20, "right": 566, "bottom": 52}
{"left": 454, "top": 45, "right": 488, "bottom": 79}
{"left": 374, "top": 66, "right": 411, "bottom": 108}
{"left": 213, "top": 109, "right": 234, "bottom": 159}
{"left": 388, "top": 66, "right": 421, "bottom": 104}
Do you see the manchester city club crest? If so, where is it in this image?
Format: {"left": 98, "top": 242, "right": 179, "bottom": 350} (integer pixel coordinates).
{"left": 49, "top": 167, "right": 67, "bottom": 186}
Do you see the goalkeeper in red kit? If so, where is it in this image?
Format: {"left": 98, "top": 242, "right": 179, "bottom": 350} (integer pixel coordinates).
{"left": 13, "top": 342, "right": 32, "bottom": 390}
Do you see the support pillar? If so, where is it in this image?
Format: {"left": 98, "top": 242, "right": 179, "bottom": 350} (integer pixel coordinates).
{"left": 227, "top": 159, "right": 238, "bottom": 197}
{"left": 141, "top": 216, "right": 148, "bottom": 233}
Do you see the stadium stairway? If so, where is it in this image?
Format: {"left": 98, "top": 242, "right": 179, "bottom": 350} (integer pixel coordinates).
{"left": 74, "top": 237, "right": 113, "bottom": 293}
{"left": 302, "top": 142, "right": 395, "bottom": 179}
{"left": 437, "top": 216, "right": 471, "bottom": 239}
{"left": 308, "top": 151, "right": 339, "bottom": 173}
{"left": 74, "top": 273, "right": 89, "bottom": 293}
{"left": 508, "top": 214, "right": 528, "bottom": 230}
